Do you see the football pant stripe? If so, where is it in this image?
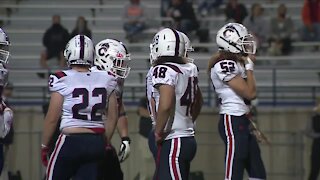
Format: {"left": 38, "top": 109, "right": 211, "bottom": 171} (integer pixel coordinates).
{"left": 169, "top": 138, "right": 181, "bottom": 180}
{"left": 46, "top": 134, "right": 66, "bottom": 180}
{"left": 224, "top": 114, "right": 235, "bottom": 180}
{"left": 155, "top": 144, "right": 162, "bottom": 180}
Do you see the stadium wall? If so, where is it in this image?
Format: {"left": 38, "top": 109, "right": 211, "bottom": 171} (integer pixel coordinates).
{"left": 3, "top": 107, "right": 313, "bottom": 180}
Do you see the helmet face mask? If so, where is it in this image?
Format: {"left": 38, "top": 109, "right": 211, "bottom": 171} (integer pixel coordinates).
{"left": 109, "top": 53, "right": 131, "bottom": 78}
{"left": 95, "top": 39, "right": 131, "bottom": 78}
{"left": 0, "top": 28, "right": 10, "bottom": 64}
{"left": 64, "top": 35, "right": 94, "bottom": 67}
{"left": 180, "top": 31, "right": 194, "bottom": 63}
{"left": 0, "top": 44, "right": 10, "bottom": 64}
{"left": 239, "top": 34, "right": 256, "bottom": 54}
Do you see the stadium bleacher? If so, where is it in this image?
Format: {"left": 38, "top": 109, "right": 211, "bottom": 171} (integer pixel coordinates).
{"left": 1, "top": 0, "right": 319, "bottom": 106}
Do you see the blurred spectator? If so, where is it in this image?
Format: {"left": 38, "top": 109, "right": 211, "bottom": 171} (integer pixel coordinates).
{"left": 305, "top": 102, "right": 320, "bottom": 180}
{"left": 166, "top": 0, "right": 199, "bottom": 34}
{"left": 70, "top": 16, "right": 92, "bottom": 39}
{"left": 301, "top": 0, "right": 320, "bottom": 44}
{"left": 225, "top": 0, "right": 248, "bottom": 23}
{"left": 137, "top": 96, "right": 154, "bottom": 180}
{"left": 268, "top": 4, "right": 293, "bottom": 56}
{"left": 160, "top": 0, "right": 171, "bottom": 17}
{"left": 197, "top": 0, "right": 223, "bottom": 17}
{"left": 123, "top": 0, "right": 146, "bottom": 43}
{"left": 39, "top": 15, "right": 69, "bottom": 76}
{"left": 243, "top": 3, "right": 267, "bottom": 51}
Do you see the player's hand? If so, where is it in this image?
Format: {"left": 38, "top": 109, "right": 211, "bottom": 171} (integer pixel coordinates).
{"left": 41, "top": 144, "right": 49, "bottom": 166}
{"left": 243, "top": 56, "right": 254, "bottom": 71}
{"left": 118, "top": 137, "right": 131, "bottom": 163}
{"left": 155, "top": 132, "right": 164, "bottom": 145}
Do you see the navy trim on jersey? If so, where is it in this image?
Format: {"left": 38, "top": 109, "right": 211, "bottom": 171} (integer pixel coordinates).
{"left": 79, "top": 35, "right": 85, "bottom": 59}
{"left": 53, "top": 71, "right": 67, "bottom": 79}
{"left": 170, "top": 29, "right": 180, "bottom": 57}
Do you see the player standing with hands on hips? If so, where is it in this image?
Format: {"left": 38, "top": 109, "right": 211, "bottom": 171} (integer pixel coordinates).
{"left": 150, "top": 28, "right": 203, "bottom": 180}
{"left": 41, "top": 35, "right": 119, "bottom": 180}
{"left": 209, "top": 23, "right": 266, "bottom": 180}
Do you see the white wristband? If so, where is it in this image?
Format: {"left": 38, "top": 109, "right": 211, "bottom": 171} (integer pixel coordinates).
{"left": 245, "top": 57, "right": 254, "bottom": 71}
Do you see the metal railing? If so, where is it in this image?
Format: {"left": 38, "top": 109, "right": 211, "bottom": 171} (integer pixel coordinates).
{"left": 8, "top": 67, "right": 320, "bottom": 107}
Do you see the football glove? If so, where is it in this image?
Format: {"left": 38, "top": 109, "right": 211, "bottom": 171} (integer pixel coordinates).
{"left": 118, "top": 137, "right": 131, "bottom": 163}
{"left": 41, "top": 144, "right": 49, "bottom": 166}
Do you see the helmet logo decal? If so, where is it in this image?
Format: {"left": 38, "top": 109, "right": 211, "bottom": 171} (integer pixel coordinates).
{"left": 98, "top": 43, "right": 109, "bottom": 57}
{"left": 116, "top": 52, "right": 123, "bottom": 58}
{"left": 223, "top": 29, "right": 234, "bottom": 38}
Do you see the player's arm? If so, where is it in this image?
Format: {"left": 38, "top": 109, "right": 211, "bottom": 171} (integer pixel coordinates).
{"left": 117, "top": 102, "right": 129, "bottom": 138}
{"left": 41, "top": 92, "right": 63, "bottom": 147}
{"left": 191, "top": 85, "right": 203, "bottom": 121}
{"left": 41, "top": 92, "right": 63, "bottom": 166}
{"left": 155, "top": 84, "right": 175, "bottom": 143}
{"left": 152, "top": 65, "right": 177, "bottom": 143}
{"left": 228, "top": 57, "right": 256, "bottom": 100}
{"left": 105, "top": 91, "right": 118, "bottom": 143}
{"left": 117, "top": 101, "right": 131, "bottom": 162}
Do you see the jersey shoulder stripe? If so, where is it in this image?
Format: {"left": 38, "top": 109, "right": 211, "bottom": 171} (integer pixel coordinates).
{"left": 52, "top": 71, "right": 67, "bottom": 79}
{"left": 158, "top": 63, "right": 183, "bottom": 74}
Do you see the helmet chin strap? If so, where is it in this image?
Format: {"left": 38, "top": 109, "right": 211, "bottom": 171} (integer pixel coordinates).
{"left": 219, "top": 36, "right": 243, "bottom": 53}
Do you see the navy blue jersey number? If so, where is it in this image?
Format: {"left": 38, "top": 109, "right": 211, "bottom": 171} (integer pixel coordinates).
{"left": 220, "top": 61, "right": 235, "bottom": 73}
{"left": 72, "top": 88, "right": 107, "bottom": 121}
{"left": 153, "top": 66, "right": 168, "bottom": 78}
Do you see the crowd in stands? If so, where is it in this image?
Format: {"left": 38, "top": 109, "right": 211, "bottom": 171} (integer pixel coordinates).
{"left": 0, "top": 0, "right": 319, "bottom": 74}
{"left": 157, "top": 0, "right": 320, "bottom": 55}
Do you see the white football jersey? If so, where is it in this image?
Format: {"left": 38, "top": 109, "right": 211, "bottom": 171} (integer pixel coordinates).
{"left": 0, "top": 103, "right": 13, "bottom": 138}
{"left": 210, "top": 59, "right": 248, "bottom": 116}
{"left": 146, "top": 66, "right": 158, "bottom": 125}
{"left": 49, "top": 69, "right": 117, "bottom": 130}
{"left": 152, "top": 62, "right": 198, "bottom": 140}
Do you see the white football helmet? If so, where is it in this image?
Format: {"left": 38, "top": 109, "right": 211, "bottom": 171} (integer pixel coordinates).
{"left": 216, "top": 23, "right": 256, "bottom": 54}
{"left": 0, "top": 28, "right": 10, "bottom": 64}
{"left": 94, "top": 39, "right": 131, "bottom": 78}
{"left": 179, "top": 31, "right": 194, "bottom": 63}
{"left": 149, "top": 28, "right": 185, "bottom": 64}
{"left": 64, "top": 35, "right": 94, "bottom": 66}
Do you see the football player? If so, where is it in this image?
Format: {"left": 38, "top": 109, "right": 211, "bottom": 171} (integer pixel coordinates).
{"left": 41, "top": 35, "right": 119, "bottom": 180}
{"left": 147, "top": 30, "right": 196, "bottom": 160}
{"left": 209, "top": 23, "right": 266, "bottom": 180}
{"left": 94, "top": 38, "right": 131, "bottom": 180}
{"left": 150, "top": 28, "right": 203, "bottom": 179}
{"left": 0, "top": 28, "right": 13, "bottom": 176}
